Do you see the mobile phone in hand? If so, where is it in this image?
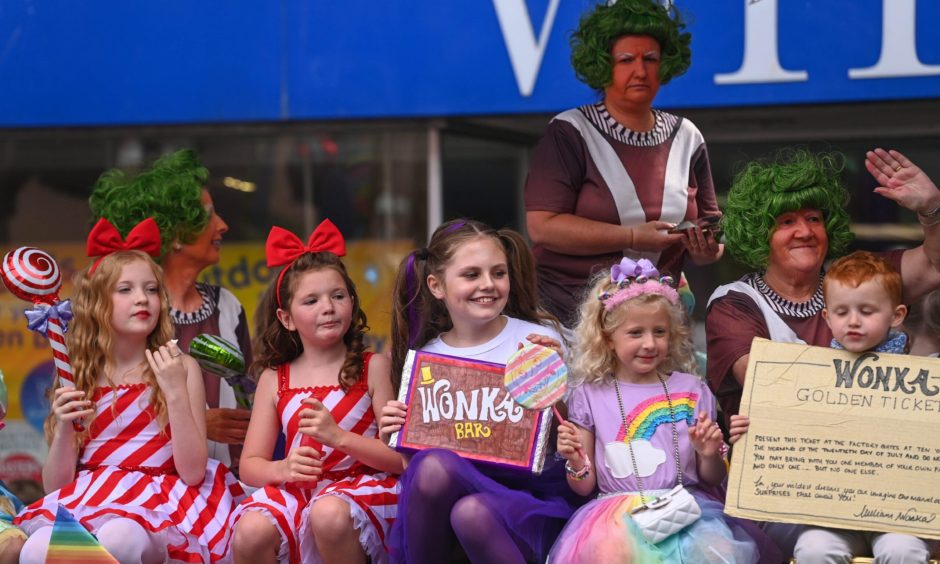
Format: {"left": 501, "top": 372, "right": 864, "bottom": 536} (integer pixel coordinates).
{"left": 667, "top": 215, "right": 722, "bottom": 235}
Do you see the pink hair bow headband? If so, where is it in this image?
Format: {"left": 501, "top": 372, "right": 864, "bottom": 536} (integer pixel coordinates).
{"left": 599, "top": 257, "right": 679, "bottom": 310}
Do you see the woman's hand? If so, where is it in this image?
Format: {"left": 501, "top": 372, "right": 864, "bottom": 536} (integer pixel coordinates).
{"left": 631, "top": 220, "right": 684, "bottom": 252}
{"left": 277, "top": 446, "right": 323, "bottom": 484}
{"left": 728, "top": 414, "right": 750, "bottom": 445}
{"left": 205, "top": 408, "right": 251, "bottom": 444}
{"left": 682, "top": 226, "right": 723, "bottom": 265}
{"left": 866, "top": 149, "right": 940, "bottom": 215}
{"left": 379, "top": 400, "right": 408, "bottom": 443}
{"left": 688, "top": 412, "right": 724, "bottom": 458}
{"left": 298, "top": 398, "right": 344, "bottom": 448}
{"left": 556, "top": 422, "right": 585, "bottom": 466}
{"left": 145, "top": 340, "right": 188, "bottom": 400}
{"left": 51, "top": 386, "right": 94, "bottom": 428}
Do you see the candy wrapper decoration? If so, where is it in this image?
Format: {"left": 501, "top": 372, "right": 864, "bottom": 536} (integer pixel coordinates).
{"left": 390, "top": 350, "right": 552, "bottom": 474}
{"left": 0, "top": 370, "right": 7, "bottom": 431}
{"left": 46, "top": 504, "right": 118, "bottom": 563}
{"left": 1, "top": 247, "right": 83, "bottom": 431}
{"left": 504, "top": 344, "right": 591, "bottom": 472}
{"left": 189, "top": 334, "right": 254, "bottom": 409}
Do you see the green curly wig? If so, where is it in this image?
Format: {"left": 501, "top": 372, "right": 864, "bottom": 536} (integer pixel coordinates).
{"left": 570, "top": 0, "right": 691, "bottom": 90}
{"left": 88, "top": 149, "right": 210, "bottom": 259}
{"left": 722, "top": 149, "right": 854, "bottom": 271}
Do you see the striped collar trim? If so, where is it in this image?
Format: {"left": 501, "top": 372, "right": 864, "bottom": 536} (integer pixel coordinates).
{"left": 578, "top": 102, "right": 678, "bottom": 147}
{"left": 744, "top": 272, "right": 825, "bottom": 318}
{"left": 170, "top": 283, "right": 217, "bottom": 325}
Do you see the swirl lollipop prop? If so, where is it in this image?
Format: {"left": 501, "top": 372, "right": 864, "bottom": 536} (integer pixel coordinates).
{"left": 504, "top": 343, "right": 591, "bottom": 471}
{"left": 1, "top": 247, "right": 82, "bottom": 431}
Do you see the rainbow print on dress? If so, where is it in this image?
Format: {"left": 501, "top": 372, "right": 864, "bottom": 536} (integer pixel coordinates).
{"left": 616, "top": 391, "right": 697, "bottom": 442}
{"left": 45, "top": 504, "right": 118, "bottom": 563}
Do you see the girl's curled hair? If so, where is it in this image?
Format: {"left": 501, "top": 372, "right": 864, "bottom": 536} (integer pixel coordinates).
{"left": 569, "top": 269, "right": 696, "bottom": 385}
{"left": 52, "top": 250, "right": 175, "bottom": 445}
{"left": 722, "top": 148, "right": 853, "bottom": 270}
{"left": 252, "top": 252, "right": 368, "bottom": 391}
{"left": 570, "top": 0, "right": 691, "bottom": 90}
{"left": 390, "top": 218, "right": 560, "bottom": 390}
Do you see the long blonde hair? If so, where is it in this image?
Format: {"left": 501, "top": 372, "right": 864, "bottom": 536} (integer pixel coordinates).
{"left": 48, "top": 250, "right": 174, "bottom": 445}
{"left": 570, "top": 271, "right": 696, "bottom": 385}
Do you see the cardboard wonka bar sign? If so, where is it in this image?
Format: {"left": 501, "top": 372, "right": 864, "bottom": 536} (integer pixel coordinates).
{"left": 726, "top": 339, "right": 940, "bottom": 539}
{"left": 390, "top": 350, "right": 552, "bottom": 473}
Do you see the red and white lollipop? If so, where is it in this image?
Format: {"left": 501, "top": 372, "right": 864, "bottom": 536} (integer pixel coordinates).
{"left": 1, "top": 247, "right": 81, "bottom": 429}
{"left": 2, "top": 247, "right": 62, "bottom": 304}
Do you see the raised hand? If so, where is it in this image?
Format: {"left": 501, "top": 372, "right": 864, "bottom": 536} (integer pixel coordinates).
{"left": 688, "top": 412, "right": 724, "bottom": 458}
{"left": 278, "top": 445, "right": 323, "bottom": 484}
{"left": 556, "top": 421, "right": 584, "bottom": 465}
{"left": 51, "top": 386, "right": 94, "bottom": 427}
{"left": 298, "top": 398, "right": 344, "bottom": 447}
{"left": 145, "top": 340, "right": 188, "bottom": 396}
{"left": 865, "top": 148, "right": 940, "bottom": 215}
{"left": 728, "top": 414, "right": 750, "bottom": 445}
{"left": 379, "top": 400, "right": 408, "bottom": 443}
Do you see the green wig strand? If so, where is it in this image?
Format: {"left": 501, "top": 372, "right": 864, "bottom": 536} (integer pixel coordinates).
{"left": 722, "top": 148, "right": 854, "bottom": 271}
{"left": 570, "top": 0, "right": 691, "bottom": 90}
{"left": 89, "top": 149, "right": 210, "bottom": 259}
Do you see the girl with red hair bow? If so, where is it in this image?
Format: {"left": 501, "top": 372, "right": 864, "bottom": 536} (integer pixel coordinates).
{"left": 228, "top": 220, "right": 402, "bottom": 564}
{"left": 15, "top": 218, "right": 245, "bottom": 563}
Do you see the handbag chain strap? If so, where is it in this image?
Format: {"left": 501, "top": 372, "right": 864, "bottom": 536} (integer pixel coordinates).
{"left": 613, "top": 373, "right": 682, "bottom": 505}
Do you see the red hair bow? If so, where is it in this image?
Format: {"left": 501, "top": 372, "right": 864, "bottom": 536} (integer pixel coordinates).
{"left": 265, "top": 220, "right": 346, "bottom": 307}
{"left": 87, "top": 218, "right": 162, "bottom": 273}
{"left": 265, "top": 220, "right": 346, "bottom": 268}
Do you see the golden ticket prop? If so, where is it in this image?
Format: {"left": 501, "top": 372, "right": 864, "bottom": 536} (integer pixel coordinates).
{"left": 389, "top": 350, "right": 552, "bottom": 473}
{"left": 726, "top": 338, "right": 940, "bottom": 539}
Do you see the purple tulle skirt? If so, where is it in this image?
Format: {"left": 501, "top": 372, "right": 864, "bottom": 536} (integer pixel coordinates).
{"left": 387, "top": 448, "right": 580, "bottom": 563}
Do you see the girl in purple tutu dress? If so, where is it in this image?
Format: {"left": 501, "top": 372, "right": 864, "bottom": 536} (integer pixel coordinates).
{"left": 551, "top": 258, "right": 761, "bottom": 563}
{"left": 380, "top": 219, "right": 577, "bottom": 563}
{"left": 229, "top": 221, "right": 402, "bottom": 564}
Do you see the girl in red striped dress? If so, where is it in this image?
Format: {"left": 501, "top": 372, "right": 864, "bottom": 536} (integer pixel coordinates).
{"left": 16, "top": 218, "right": 245, "bottom": 563}
{"left": 230, "top": 221, "right": 402, "bottom": 564}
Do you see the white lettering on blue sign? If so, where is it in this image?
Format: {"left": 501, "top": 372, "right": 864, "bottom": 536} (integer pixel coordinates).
{"left": 492, "top": 0, "right": 561, "bottom": 96}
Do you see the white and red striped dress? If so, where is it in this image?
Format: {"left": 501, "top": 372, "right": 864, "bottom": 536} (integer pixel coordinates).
{"left": 15, "top": 384, "right": 245, "bottom": 563}
{"left": 230, "top": 353, "right": 400, "bottom": 563}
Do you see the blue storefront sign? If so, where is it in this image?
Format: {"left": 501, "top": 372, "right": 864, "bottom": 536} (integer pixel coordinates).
{"left": 1, "top": 0, "right": 938, "bottom": 127}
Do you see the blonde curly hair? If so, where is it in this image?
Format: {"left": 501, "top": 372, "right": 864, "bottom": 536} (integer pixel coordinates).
{"left": 48, "top": 250, "right": 174, "bottom": 446}
{"left": 569, "top": 270, "right": 696, "bottom": 385}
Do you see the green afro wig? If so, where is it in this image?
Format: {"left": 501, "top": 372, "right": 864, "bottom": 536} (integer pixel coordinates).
{"left": 89, "top": 149, "right": 210, "bottom": 260}
{"left": 722, "top": 149, "right": 854, "bottom": 271}
{"left": 570, "top": 0, "right": 691, "bottom": 90}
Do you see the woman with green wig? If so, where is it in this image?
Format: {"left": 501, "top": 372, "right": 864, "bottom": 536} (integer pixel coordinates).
{"left": 706, "top": 147, "right": 940, "bottom": 559}
{"left": 525, "top": 0, "right": 722, "bottom": 328}
{"left": 89, "top": 149, "right": 253, "bottom": 474}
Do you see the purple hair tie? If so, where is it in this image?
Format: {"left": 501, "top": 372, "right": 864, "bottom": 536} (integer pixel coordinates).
{"left": 404, "top": 252, "right": 421, "bottom": 348}
{"left": 443, "top": 220, "right": 466, "bottom": 234}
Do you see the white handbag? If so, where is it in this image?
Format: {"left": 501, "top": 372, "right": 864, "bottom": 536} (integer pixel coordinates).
{"left": 614, "top": 376, "right": 702, "bottom": 545}
{"left": 629, "top": 484, "right": 702, "bottom": 544}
